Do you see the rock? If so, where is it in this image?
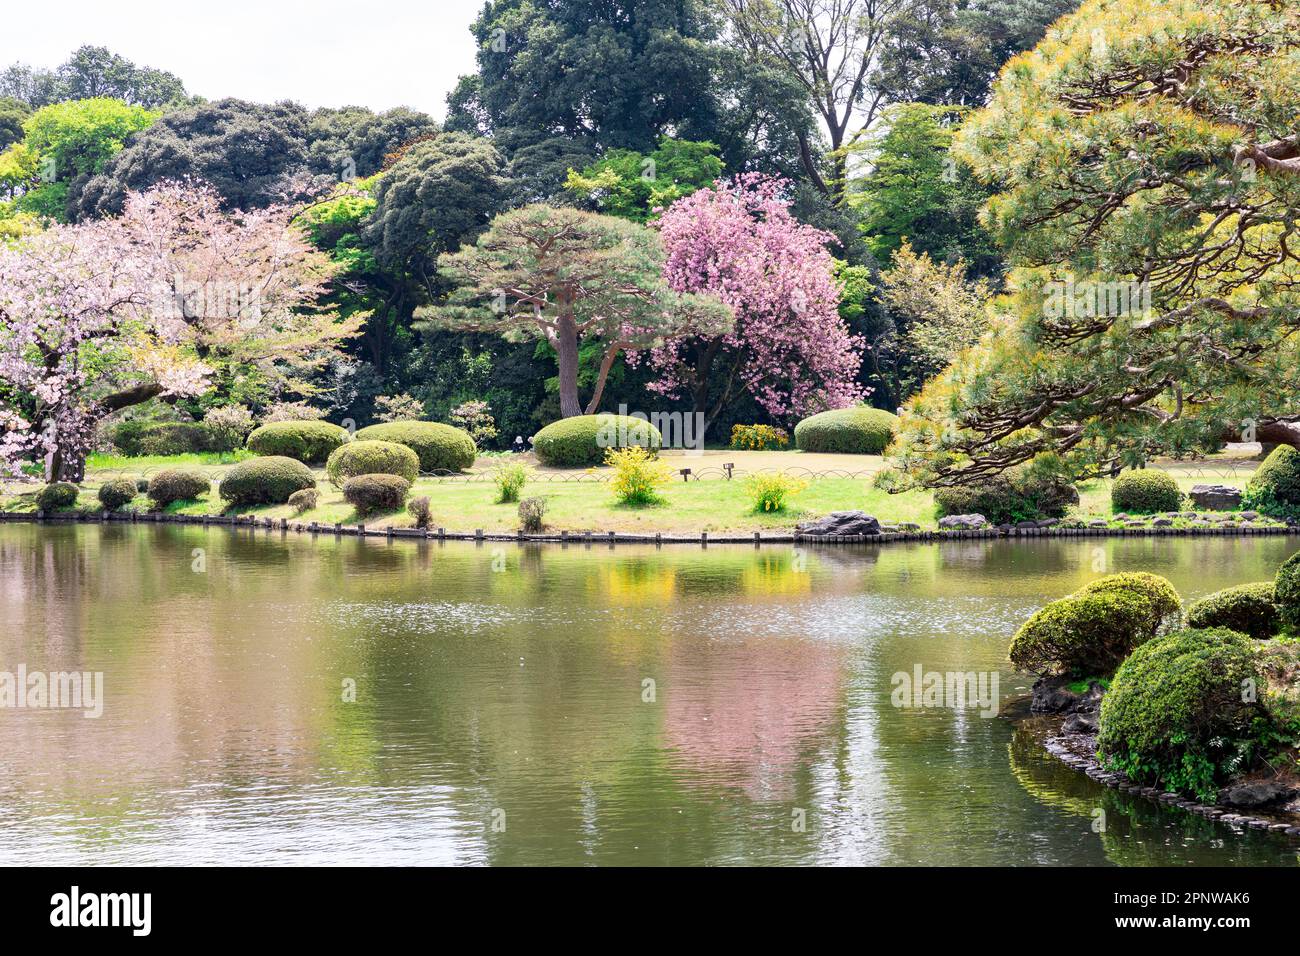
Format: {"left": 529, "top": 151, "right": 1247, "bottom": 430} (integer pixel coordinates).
{"left": 899, "top": 522, "right": 921, "bottom": 531}
{"left": 1062, "top": 711, "right": 1099, "bottom": 734}
{"left": 1152, "top": 517, "right": 1174, "bottom": 527}
{"left": 1113, "top": 512, "right": 1130, "bottom": 521}
{"left": 1014, "top": 520, "right": 1037, "bottom": 530}
{"left": 795, "top": 511, "right": 881, "bottom": 537}
{"left": 1037, "top": 518, "right": 1059, "bottom": 528}
{"left": 938, "top": 513, "right": 988, "bottom": 530}
{"left": 1088, "top": 519, "right": 1110, "bottom": 528}
{"left": 1217, "top": 781, "right": 1298, "bottom": 808}
{"left": 1190, "top": 483, "right": 1243, "bottom": 511}
{"left": 1241, "top": 511, "right": 1259, "bottom": 521}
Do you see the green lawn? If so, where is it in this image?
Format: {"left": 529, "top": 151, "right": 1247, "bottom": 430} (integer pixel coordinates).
{"left": 0, "top": 449, "right": 1271, "bottom": 534}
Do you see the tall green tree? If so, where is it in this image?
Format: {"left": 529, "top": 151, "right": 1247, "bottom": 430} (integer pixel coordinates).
{"left": 564, "top": 138, "right": 724, "bottom": 222}
{"left": 0, "top": 46, "right": 186, "bottom": 109}
{"left": 893, "top": 0, "right": 1300, "bottom": 487}
{"left": 423, "top": 205, "right": 731, "bottom": 417}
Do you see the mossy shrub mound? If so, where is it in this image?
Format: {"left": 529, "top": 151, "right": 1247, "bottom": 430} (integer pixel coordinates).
{"left": 326, "top": 440, "right": 419, "bottom": 486}
{"left": 35, "top": 482, "right": 79, "bottom": 511}
{"left": 1186, "top": 582, "right": 1279, "bottom": 639}
{"left": 1075, "top": 572, "right": 1183, "bottom": 635}
{"left": 793, "top": 406, "right": 897, "bottom": 455}
{"left": 147, "top": 469, "right": 211, "bottom": 506}
{"left": 1098, "top": 628, "right": 1262, "bottom": 799}
{"left": 343, "top": 474, "right": 411, "bottom": 516}
{"left": 353, "top": 421, "right": 475, "bottom": 473}
{"left": 1244, "top": 444, "right": 1300, "bottom": 519}
{"left": 933, "top": 470, "right": 1079, "bottom": 524}
{"left": 245, "top": 421, "right": 350, "bottom": 465}
{"left": 97, "top": 478, "right": 138, "bottom": 511}
{"left": 1009, "top": 591, "right": 1157, "bottom": 676}
{"left": 1274, "top": 550, "right": 1300, "bottom": 629}
{"left": 532, "top": 415, "right": 662, "bottom": 468}
{"left": 218, "top": 456, "right": 316, "bottom": 505}
{"left": 1110, "top": 469, "right": 1181, "bottom": 514}
{"left": 112, "top": 421, "right": 219, "bottom": 456}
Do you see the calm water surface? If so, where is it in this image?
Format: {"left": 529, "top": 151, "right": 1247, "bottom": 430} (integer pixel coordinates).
{"left": 1, "top": 523, "right": 1297, "bottom": 866}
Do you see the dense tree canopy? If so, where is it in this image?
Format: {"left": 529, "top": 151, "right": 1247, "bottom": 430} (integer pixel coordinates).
{"left": 893, "top": 0, "right": 1300, "bottom": 487}
{"left": 0, "top": 46, "right": 186, "bottom": 109}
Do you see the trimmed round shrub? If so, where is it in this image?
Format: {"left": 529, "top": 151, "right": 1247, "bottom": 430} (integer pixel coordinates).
{"left": 287, "top": 488, "right": 319, "bottom": 515}
{"left": 532, "top": 414, "right": 662, "bottom": 468}
{"left": 218, "top": 456, "right": 316, "bottom": 505}
{"left": 35, "top": 482, "right": 79, "bottom": 511}
{"left": 1098, "top": 628, "right": 1262, "bottom": 799}
{"left": 343, "top": 474, "right": 410, "bottom": 516}
{"left": 353, "top": 420, "right": 476, "bottom": 473}
{"left": 1008, "top": 590, "right": 1157, "bottom": 676}
{"left": 1244, "top": 444, "right": 1300, "bottom": 519}
{"left": 793, "top": 406, "right": 897, "bottom": 455}
{"left": 147, "top": 469, "right": 211, "bottom": 506}
{"left": 1075, "top": 572, "right": 1182, "bottom": 636}
{"left": 934, "top": 470, "right": 1079, "bottom": 524}
{"left": 1186, "top": 582, "right": 1279, "bottom": 639}
{"left": 1274, "top": 550, "right": 1300, "bottom": 629}
{"left": 245, "top": 420, "right": 350, "bottom": 464}
{"left": 97, "top": 478, "right": 138, "bottom": 511}
{"left": 326, "top": 440, "right": 419, "bottom": 487}
{"left": 1110, "top": 469, "right": 1181, "bottom": 514}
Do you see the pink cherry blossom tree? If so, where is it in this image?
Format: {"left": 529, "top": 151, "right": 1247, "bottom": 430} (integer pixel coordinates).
{"left": 643, "top": 174, "right": 865, "bottom": 429}
{"left": 0, "top": 182, "right": 361, "bottom": 481}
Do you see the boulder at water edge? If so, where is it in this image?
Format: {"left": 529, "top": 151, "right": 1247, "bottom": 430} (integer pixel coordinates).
{"left": 1189, "top": 484, "right": 1243, "bottom": 510}
{"left": 938, "top": 513, "right": 989, "bottom": 530}
{"left": 796, "top": 511, "right": 881, "bottom": 536}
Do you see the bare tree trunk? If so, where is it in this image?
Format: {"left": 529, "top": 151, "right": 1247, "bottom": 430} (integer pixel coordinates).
{"left": 555, "top": 312, "right": 583, "bottom": 418}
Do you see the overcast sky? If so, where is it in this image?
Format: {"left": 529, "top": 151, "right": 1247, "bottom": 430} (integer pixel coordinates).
{"left": 0, "top": 0, "right": 486, "bottom": 117}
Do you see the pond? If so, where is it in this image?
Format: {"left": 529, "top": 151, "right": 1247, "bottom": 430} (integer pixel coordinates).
{"left": 0, "top": 522, "right": 1297, "bottom": 866}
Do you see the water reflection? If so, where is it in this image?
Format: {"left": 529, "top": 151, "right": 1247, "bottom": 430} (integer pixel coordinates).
{"left": 0, "top": 524, "right": 1296, "bottom": 865}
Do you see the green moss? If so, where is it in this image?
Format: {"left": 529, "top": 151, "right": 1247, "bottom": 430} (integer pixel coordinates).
{"left": 245, "top": 421, "right": 350, "bottom": 464}
{"left": 325, "top": 440, "right": 420, "bottom": 486}
{"left": 1098, "top": 628, "right": 1262, "bottom": 800}
{"left": 532, "top": 414, "right": 662, "bottom": 467}
{"left": 1186, "top": 582, "right": 1279, "bottom": 639}
{"left": 218, "top": 456, "right": 316, "bottom": 506}
{"left": 352, "top": 420, "right": 476, "bottom": 472}
{"left": 793, "top": 406, "right": 897, "bottom": 455}
{"left": 1110, "top": 469, "right": 1182, "bottom": 514}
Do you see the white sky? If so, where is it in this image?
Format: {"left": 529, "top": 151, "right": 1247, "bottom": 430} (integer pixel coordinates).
{"left": 0, "top": 0, "right": 486, "bottom": 118}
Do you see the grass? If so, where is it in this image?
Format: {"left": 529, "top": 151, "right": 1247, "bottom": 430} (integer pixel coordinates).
{"left": 0, "top": 448, "right": 1277, "bottom": 534}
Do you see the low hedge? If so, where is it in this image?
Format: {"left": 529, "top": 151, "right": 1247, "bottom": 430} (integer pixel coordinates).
{"left": 1186, "top": 582, "right": 1279, "bottom": 639}
{"left": 1244, "top": 444, "right": 1300, "bottom": 519}
{"left": 793, "top": 406, "right": 897, "bottom": 455}
{"left": 343, "top": 474, "right": 411, "bottom": 515}
{"left": 352, "top": 420, "right": 476, "bottom": 473}
{"left": 112, "top": 421, "right": 220, "bottom": 456}
{"left": 287, "top": 488, "right": 319, "bottom": 514}
{"left": 35, "top": 482, "right": 79, "bottom": 511}
{"left": 147, "top": 469, "right": 211, "bottom": 506}
{"left": 1274, "top": 550, "right": 1300, "bottom": 629}
{"left": 1008, "top": 590, "right": 1157, "bottom": 676}
{"left": 1110, "top": 469, "right": 1181, "bottom": 514}
{"left": 532, "top": 414, "right": 662, "bottom": 468}
{"left": 326, "top": 440, "right": 420, "bottom": 486}
{"left": 97, "top": 478, "right": 138, "bottom": 511}
{"left": 218, "top": 456, "right": 316, "bottom": 505}
{"left": 934, "top": 470, "right": 1079, "bottom": 524}
{"left": 1098, "top": 628, "right": 1262, "bottom": 799}
{"left": 245, "top": 420, "right": 350, "bottom": 464}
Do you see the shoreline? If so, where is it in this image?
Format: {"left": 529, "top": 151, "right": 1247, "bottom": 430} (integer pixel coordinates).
{"left": 5, "top": 507, "right": 1298, "bottom": 546}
